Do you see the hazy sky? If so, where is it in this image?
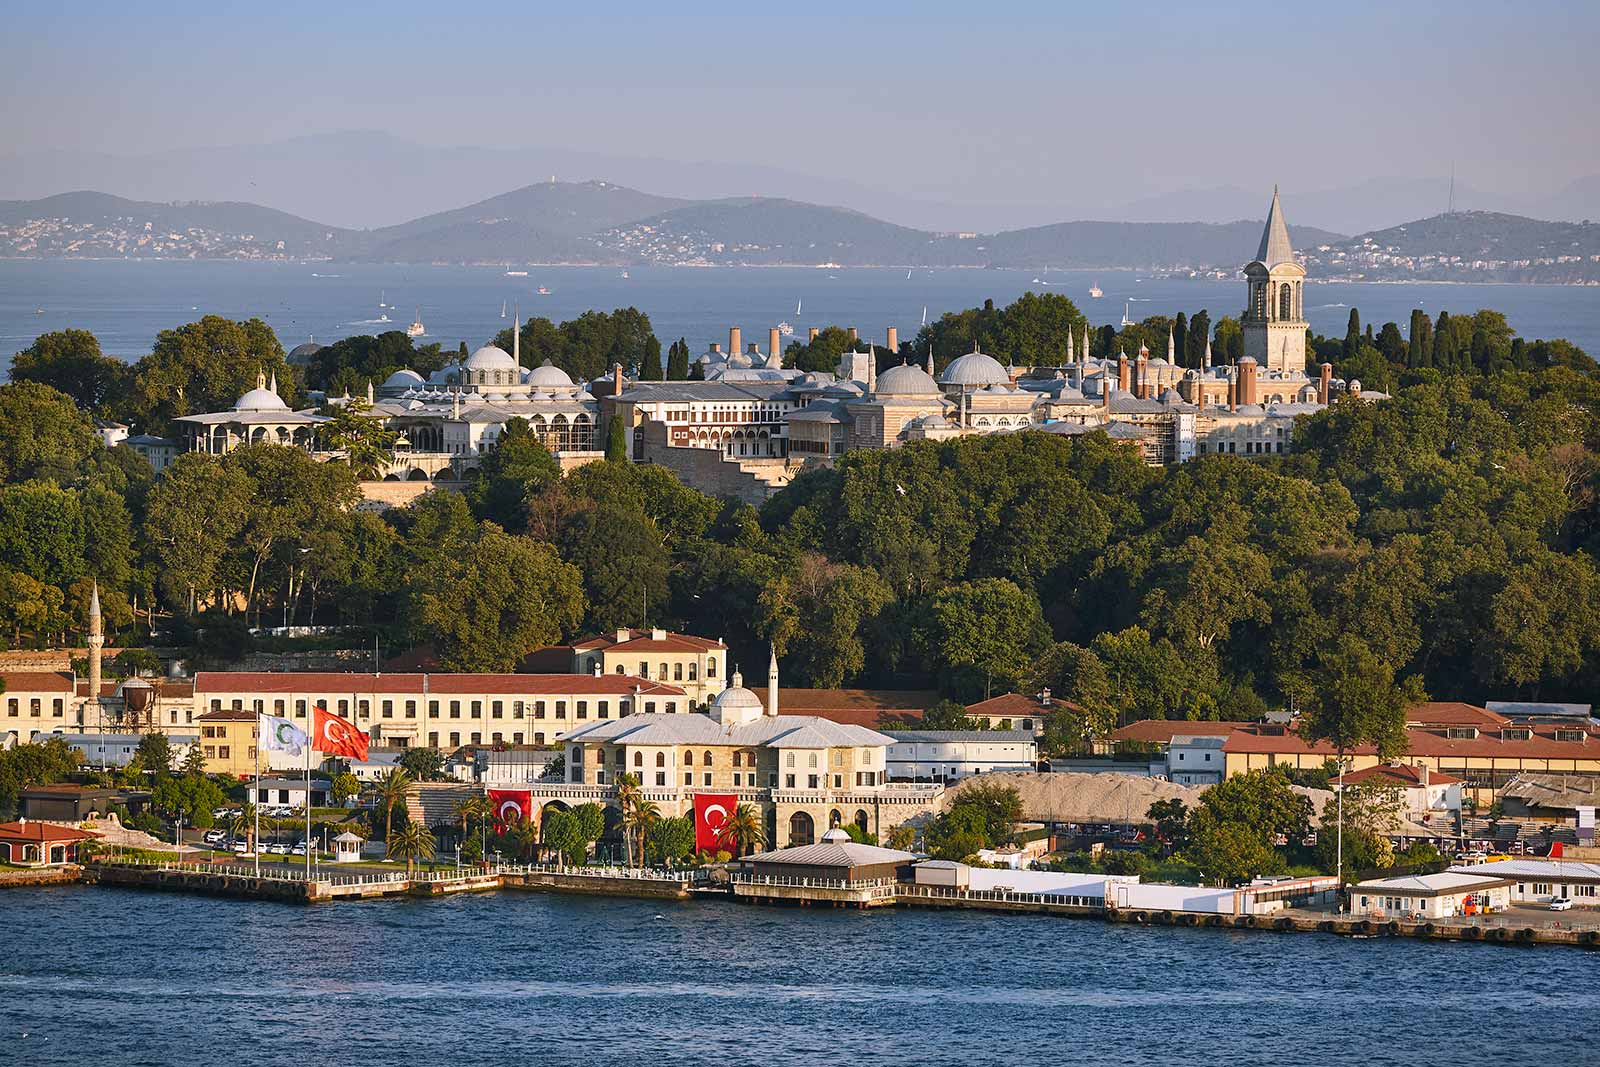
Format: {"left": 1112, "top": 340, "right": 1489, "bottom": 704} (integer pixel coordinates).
{"left": 6, "top": 0, "right": 1597, "bottom": 223}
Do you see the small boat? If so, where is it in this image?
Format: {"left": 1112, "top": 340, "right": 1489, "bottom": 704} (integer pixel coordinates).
{"left": 377, "top": 313, "right": 391, "bottom": 323}
{"left": 906, "top": 269, "right": 912, "bottom": 280}
{"left": 501, "top": 300, "right": 507, "bottom": 319}
{"left": 1089, "top": 282, "right": 1103, "bottom": 298}
{"left": 537, "top": 286, "right": 551, "bottom": 295}
{"left": 1120, "top": 301, "right": 1135, "bottom": 327}
{"left": 379, "top": 289, "right": 390, "bottom": 309}
{"left": 796, "top": 299, "right": 802, "bottom": 316}
{"left": 406, "top": 309, "right": 425, "bottom": 337}
{"left": 505, "top": 270, "right": 529, "bottom": 277}
{"left": 620, "top": 270, "right": 630, "bottom": 279}
{"left": 921, "top": 306, "right": 928, "bottom": 327}
{"left": 34, "top": 306, "right": 45, "bottom": 315}
{"left": 777, "top": 322, "right": 795, "bottom": 337}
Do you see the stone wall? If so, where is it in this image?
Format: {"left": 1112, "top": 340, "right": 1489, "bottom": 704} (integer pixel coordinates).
{"left": 635, "top": 420, "right": 800, "bottom": 505}
{"left": 356, "top": 480, "right": 456, "bottom": 512}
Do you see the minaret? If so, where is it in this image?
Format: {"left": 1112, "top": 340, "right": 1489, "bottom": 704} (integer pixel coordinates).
{"left": 269, "top": 369, "right": 279, "bottom": 396}
{"left": 451, "top": 388, "right": 461, "bottom": 420}
{"left": 1204, "top": 336, "right": 1213, "bottom": 370}
{"left": 1167, "top": 326, "right": 1176, "bottom": 363}
{"left": 765, "top": 645, "right": 779, "bottom": 718}
{"left": 365, "top": 379, "right": 374, "bottom": 405}
{"left": 925, "top": 348, "right": 935, "bottom": 376}
{"left": 1065, "top": 328, "right": 1075, "bottom": 364}
{"left": 86, "top": 582, "right": 103, "bottom": 720}
{"left": 512, "top": 302, "right": 521, "bottom": 377}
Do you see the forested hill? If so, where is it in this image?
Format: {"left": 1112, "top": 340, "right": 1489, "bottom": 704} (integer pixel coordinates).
{"left": 1302, "top": 211, "right": 1600, "bottom": 283}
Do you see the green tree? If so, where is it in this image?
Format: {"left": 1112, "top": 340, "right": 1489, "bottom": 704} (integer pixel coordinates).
{"left": 718, "top": 802, "right": 767, "bottom": 858}
{"left": 330, "top": 772, "right": 362, "bottom": 805}
{"left": 10, "top": 329, "right": 131, "bottom": 413}
{"left": 135, "top": 733, "right": 174, "bottom": 777}
{"left": 1315, "top": 783, "right": 1401, "bottom": 875}
{"left": 143, "top": 453, "right": 253, "bottom": 614}
{"left": 665, "top": 338, "right": 691, "bottom": 381}
{"left": 1342, "top": 308, "right": 1362, "bottom": 361}
{"left": 923, "top": 578, "right": 1049, "bottom": 699}
{"left": 919, "top": 698, "right": 982, "bottom": 731}
{"left": 374, "top": 768, "right": 414, "bottom": 850}
{"left": 0, "top": 381, "right": 100, "bottom": 484}
{"left": 757, "top": 554, "right": 892, "bottom": 688}
{"left": 388, "top": 822, "right": 437, "bottom": 876}
{"left": 150, "top": 773, "right": 225, "bottom": 830}
{"left": 128, "top": 316, "right": 291, "bottom": 435}
{"left": 397, "top": 749, "right": 445, "bottom": 781}
{"left": 467, "top": 417, "right": 560, "bottom": 530}
{"left": 322, "top": 398, "right": 398, "bottom": 479}
{"left": 605, "top": 415, "right": 628, "bottom": 462}
{"left": 541, "top": 809, "right": 585, "bottom": 864}
{"left": 647, "top": 814, "right": 696, "bottom": 865}
{"left": 1146, "top": 798, "right": 1190, "bottom": 854}
{"left": 558, "top": 504, "right": 668, "bottom": 634}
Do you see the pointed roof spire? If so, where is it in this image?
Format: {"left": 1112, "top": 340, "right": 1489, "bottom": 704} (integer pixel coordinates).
{"left": 256, "top": 367, "right": 267, "bottom": 390}
{"left": 925, "top": 348, "right": 935, "bottom": 376}
{"left": 1255, "top": 185, "right": 1295, "bottom": 269}
{"left": 89, "top": 581, "right": 101, "bottom": 619}
{"left": 1204, "top": 336, "right": 1213, "bottom": 369}
{"left": 1166, "top": 326, "right": 1175, "bottom": 361}
{"left": 268, "top": 369, "right": 279, "bottom": 395}
{"left": 1065, "top": 328, "right": 1075, "bottom": 364}
{"left": 512, "top": 301, "right": 521, "bottom": 372}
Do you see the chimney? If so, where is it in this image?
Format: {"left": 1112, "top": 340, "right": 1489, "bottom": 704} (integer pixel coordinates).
{"left": 770, "top": 327, "right": 781, "bottom": 361}
{"left": 612, "top": 362, "right": 624, "bottom": 397}
{"left": 1318, "top": 362, "right": 1332, "bottom": 405}
{"left": 808, "top": 327, "right": 819, "bottom": 342}
{"left": 1039, "top": 687, "right": 1052, "bottom": 707}
{"left": 1239, "top": 358, "right": 1257, "bottom": 406}
{"left": 651, "top": 627, "right": 667, "bottom": 641}
{"left": 729, "top": 327, "right": 741, "bottom": 358}
{"left": 1117, "top": 353, "right": 1129, "bottom": 393}
{"left": 616, "top": 627, "right": 630, "bottom": 643}
{"left": 592, "top": 661, "right": 602, "bottom": 677}
{"left": 1135, "top": 350, "right": 1149, "bottom": 399}
{"left": 1227, "top": 375, "right": 1237, "bottom": 410}
{"left": 1418, "top": 762, "right": 1430, "bottom": 788}
{"left": 848, "top": 326, "right": 858, "bottom": 342}
{"left": 886, "top": 326, "right": 898, "bottom": 354}
{"left": 710, "top": 342, "right": 722, "bottom": 355}
{"left": 747, "top": 343, "right": 759, "bottom": 357}
{"left": 1197, "top": 382, "right": 1206, "bottom": 411}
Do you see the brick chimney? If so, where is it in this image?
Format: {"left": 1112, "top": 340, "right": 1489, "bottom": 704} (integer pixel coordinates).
{"left": 1318, "top": 362, "right": 1333, "bottom": 405}
{"left": 729, "top": 326, "right": 741, "bottom": 357}
{"left": 1135, "top": 349, "right": 1149, "bottom": 399}
{"left": 1117, "top": 353, "right": 1129, "bottom": 393}
{"left": 769, "top": 327, "right": 781, "bottom": 361}
{"left": 886, "top": 326, "right": 898, "bottom": 354}
{"left": 612, "top": 362, "right": 623, "bottom": 396}
{"left": 1238, "top": 356, "right": 1257, "bottom": 406}
{"left": 848, "top": 326, "right": 858, "bottom": 342}
{"left": 1418, "top": 762, "right": 1430, "bottom": 788}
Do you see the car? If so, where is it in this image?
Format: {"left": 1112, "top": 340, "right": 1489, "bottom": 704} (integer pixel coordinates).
{"left": 202, "top": 830, "right": 226, "bottom": 845}
{"left": 269, "top": 843, "right": 289, "bottom": 855}
{"left": 1550, "top": 897, "right": 1574, "bottom": 911}
{"left": 231, "top": 841, "right": 249, "bottom": 854}
{"left": 289, "top": 843, "right": 309, "bottom": 856}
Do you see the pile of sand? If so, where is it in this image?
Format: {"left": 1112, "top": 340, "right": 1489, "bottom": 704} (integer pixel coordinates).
{"left": 948, "top": 772, "right": 1345, "bottom": 828}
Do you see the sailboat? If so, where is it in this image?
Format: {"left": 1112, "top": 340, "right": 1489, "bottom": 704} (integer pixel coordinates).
{"left": 406, "top": 308, "right": 426, "bottom": 338}
{"left": 906, "top": 269, "right": 913, "bottom": 280}
{"left": 1120, "top": 301, "right": 1135, "bottom": 327}
{"left": 379, "top": 289, "right": 390, "bottom": 309}
{"left": 501, "top": 300, "right": 507, "bottom": 319}
{"left": 921, "top": 306, "right": 928, "bottom": 327}
{"left": 796, "top": 298, "right": 803, "bottom": 316}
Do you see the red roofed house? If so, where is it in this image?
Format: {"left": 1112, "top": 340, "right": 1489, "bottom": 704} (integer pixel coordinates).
{"left": 0, "top": 819, "right": 97, "bottom": 867}
{"left": 1331, "top": 763, "right": 1463, "bottom": 814}
{"left": 560, "top": 628, "right": 729, "bottom": 706}
{"left": 965, "top": 692, "right": 1070, "bottom": 738}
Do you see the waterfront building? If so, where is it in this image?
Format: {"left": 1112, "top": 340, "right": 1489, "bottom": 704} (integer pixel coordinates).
{"left": 1349, "top": 872, "right": 1514, "bottom": 919}
{"left": 1448, "top": 858, "right": 1600, "bottom": 906}
{"left": 0, "top": 820, "right": 97, "bottom": 867}
{"left": 16, "top": 784, "right": 145, "bottom": 821}
{"left": 884, "top": 730, "right": 1037, "bottom": 782}
{"left": 557, "top": 653, "right": 943, "bottom": 846}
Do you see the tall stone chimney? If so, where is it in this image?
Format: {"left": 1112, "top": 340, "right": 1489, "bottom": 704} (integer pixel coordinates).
{"left": 1238, "top": 357, "right": 1258, "bottom": 406}
{"left": 1135, "top": 348, "right": 1149, "bottom": 400}
{"left": 847, "top": 326, "right": 858, "bottom": 342}
{"left": 729, "top": 327, "right": 741, "bottom": 358}
{"left": 808, "top": 327, "right": 819, "bottom": 342}
{"left": 886, "top": 326, "right": 898, "bottom": 355}
{"left": 1318, "top": 362, "right": 1333, "bottom": 405}
{"left": 612, "top": 362, "right": 624, "bottom": 397}
{"left": 770, "top": 327, "right": 781, "bottom": 362}
{"left": 1117, "top": 353, "right": 1129, "bottom": 393}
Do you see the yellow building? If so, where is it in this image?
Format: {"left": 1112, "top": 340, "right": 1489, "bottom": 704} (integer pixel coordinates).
{"left": 196, "top": 709, "right": 259, "bottom": 777}
{"left": 564, "top": 628, "right": 728, "bottom": 708}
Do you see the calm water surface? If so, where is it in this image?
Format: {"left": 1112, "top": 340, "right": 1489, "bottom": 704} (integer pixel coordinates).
{"left": 1, "top": 885, "right": 1590, "bottom": 1066}
{"left": 3, "top": 260, "right": 1598, "bottom": 366}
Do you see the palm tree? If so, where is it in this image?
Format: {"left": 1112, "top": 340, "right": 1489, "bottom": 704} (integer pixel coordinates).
{"left": 615, "top": 773, "right": 642, "bottom": 866}
{"left": 509, "top": 816, "right": 540, "bottom": 862}
{"left": 719, "top": 803, "right": 767, "bottom": 858}
{"left": 388, "top": 822, "right": 437, "bottom": 877}
{"left": 455, "top": 794, "right": 493, "bottom": 861}
{"left": 374, "top": 768, "right": 413, "bottom": 856}
{"left": 227, "top": 805, "right": 256, "bottom": 853}
{"left": 623, "top": 799, "right": 660, "bottom": 868}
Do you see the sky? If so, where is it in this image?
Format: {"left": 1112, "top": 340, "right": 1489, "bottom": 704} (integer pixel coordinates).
{"left": 5, "top": 0, "right": 1598, "bottom": 230}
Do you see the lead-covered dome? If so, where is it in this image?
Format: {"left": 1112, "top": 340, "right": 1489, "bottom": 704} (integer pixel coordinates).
{"left": 524, "top": 359, "right": 575, "bottom": 388}
{"left": 234, "top": 387, "right": 289, "bottom": 412}
{"left": 464, "top": 344, "right": 516, "bottom": 371}
{"left": 938, "top": 348, "right": 1010, "bottom": 387}
{"left": 709, "top": 671, "right": 765, "bottom": 726}
{"left": 383, "top": 369, "right": 425, "bottom": 389}
{"left": 874, "top": 362, "right": 940, "bottom": 397}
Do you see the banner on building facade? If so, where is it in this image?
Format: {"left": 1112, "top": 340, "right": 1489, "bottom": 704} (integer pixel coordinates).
{"left": 693, "top": 792, "right": 737, "bottom": 853}
{"left": 489, "top": 789, "right": 533, "bottom": 832}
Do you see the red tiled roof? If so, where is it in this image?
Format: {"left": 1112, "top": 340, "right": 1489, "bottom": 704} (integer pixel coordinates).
{"left": 0, "top": 671, "right": 74, "bottom": 693}
{"left": 776, "top": 688, "right": 937, "bottom": 712}
{"left": 967, "top": 693, "right": 1071, "bottom": 717}
{"left": 74, "top": 679, "right": 193, "bottom": 698}
{"left": 0, "top": 820, "right": 97, "bottom": 844}
{"left": 1406, "top": 702, "right": 1509, "bottom": 727}
{"left": 1224, "top": 723, "right": 1600, "bottom": 761}
{"left": 193, "top": 672, "right": 685, "bottom": 698}
{"left": 569, "top": 629, "right": 725, "bottom": 653}
{"left": 1333, "top": 764, "right": 1462, "bottom": 787}
{"left": 1112, "top": 720, "right": 1254, "bottom": 743}
{"left": 809, "top": 708, "right": 927, "bottom": 730}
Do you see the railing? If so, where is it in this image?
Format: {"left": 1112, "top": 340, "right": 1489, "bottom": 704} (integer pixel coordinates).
{"left": 496, "top": 861, "right": 705, "bottom": 884}
{"left": 93, "top": 858, "right": 408, "bottom": 887}
{"left": 730, "top": 872, "right": 900, "bottom": 891}
{"left": 899, "top": 882, "right": 1104, "bottom": 909}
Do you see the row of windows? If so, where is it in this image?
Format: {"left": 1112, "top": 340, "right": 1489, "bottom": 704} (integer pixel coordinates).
{"left": 207, "top": 696, "right": 666, "bottom": 719}
{"left": 5, "top": 698, "right": 66, "bottom": 716}
{"left": 426, "top": 731, "right": 553, "bottom": 747}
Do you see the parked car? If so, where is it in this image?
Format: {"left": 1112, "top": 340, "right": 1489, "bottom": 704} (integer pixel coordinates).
{"left": 202, "top": 830, "right": 226, "bottom": 845}
{"left": 1550, "top": 897, "right": 1574, "bottom": 911}
{"left": 231, "top": 841, "right": 249, "bottom": 854}
{"left": 269, "top": 843, "right": 289, "bottom": 855}
{"left": 289, "top": 843, "right": 309, "bottom": 857}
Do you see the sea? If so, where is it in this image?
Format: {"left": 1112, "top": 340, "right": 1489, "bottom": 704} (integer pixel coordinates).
{"left": 3, "top": 260, "right": 1599, "bottom": 368}
{"left": 0, "top": 886, "right": 1591, "bottom": 1067}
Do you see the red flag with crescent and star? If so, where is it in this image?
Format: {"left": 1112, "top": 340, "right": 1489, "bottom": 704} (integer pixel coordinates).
{"left": 312, "top": 704, "right": 370, "bottom": 761}
{"left": 488, "top": 789, "right": 532, "bottom": 832}
{"left": 693, "top": 793, "right": 737, "bottom": 853}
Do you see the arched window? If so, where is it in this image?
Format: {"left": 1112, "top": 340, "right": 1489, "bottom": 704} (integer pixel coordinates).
{"left": 684, "top": 751, "right": 694, "bottom": 766}
{"left": 829, "top": 809, "right": 843, "bottom": 829}
{"left": 633, "top": 751, "right": 643, "bottom": 767}
{"left": 655, "top": 751, "right": 665, "bottom": 767}
{"left": 1278, "top": 283, "right": 1293, "bottom": 320}
{"left": 702, "top": 750, "right": 714, "bottom": 766}
{"left": 788, "top": 811, "right": 815, "bottom": 847}
{"left": 732, "top": 751, "right": 742, "bottom": 768}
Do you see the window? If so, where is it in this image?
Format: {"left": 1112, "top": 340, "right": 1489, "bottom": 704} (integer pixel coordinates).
{"left": 253, "top": 699, "right": 264, "bottom": 714}
{"left": 707, "top": 660, "right": 717, "bottom": 678}
{"left": 405, "top": 700, "right": 416, "bottom": 719}
{"left": 808, "top": 775, "right": 819, "bottom": 789}
{"left": 572, "top": 747, "right": 584, "bottom": 764}
{"left": 808, "top": 753, "right": 818, "bottom": 769}
{"left": 645, "top": 701, "right": 656, "bottom": 714}
{"left": 655, "top": 772, "right": 666, "bottom": 787}
{"left": 688, "top": 664, "right": 698, "bottom": 681}
{"left": 428, "top": 700, "right": 439, "bottom": 717}
{"left": 785, "top": 774, "right": 795, "bottom": 788}
{"left": 429, "top": 732, "right": 439, "bottom": 747}
{"left": 704, "top": 773, "right": 712, "bottom": 786}
{"left": 598, "top": 701, "right": 609, "bottom": 719}
{"left": 535, "top": 701, "right": 546, "bottom": 719}
{"left": 786, "top": 752, "right": 795, "bottom": 768}
{"left": 219, "top": 746, "right": 230, "bottom": 759}
{"left": 703, "top": 750, "right": 714, "bottom": 766}
{"left": 685, "top": 751, "right": 694, "bottom": 766}
{"left": 273, "top": 699, "right": 286, "bottom": 714}
{"left": 556, "top": 701, "right": 567, "bottom": 719}
{"left": 51, "top": 699, "right": 63, "bottom": 718}
{"left": 30, "top": 699, "right": 40, "bottom": 717}
{"left": 674, "top": 663, "right": 683, "bottom": 681}
{"left": 449, "top": 701, "right": 461, "bottom": 719}
{"left": 470, "top": 701, "right": 482, "bottom": 718}
{"left": 337, "top": 700, "right": 348, "bottom": 715}
{"left": 684, "top": 772, "right": 693, "bottom": 786}
{"left": 382, "top": 700, "right": 393, "bottom": 719}
{"left": 449, "top": 731, "right": 460, "bottom": 747}
{"left": 655, "top": 752, "right": 665, "bottom": 767}
{"left": 659, "top": 663, "right": 667, "bottom": 681}
{"left": 633, "top": 752, "right": 643, "bottom": 767}
{"left": 210, "top": 699, "right": 221, "bottom": 712}
{"left": 491, "top": 701, "right": 503, "bottom": 719}
{"left": 639, "top": 661, "right": 649, "bottom": 678}
{"left": 576, "top": 701, "right": 587, "bottom": 720}
{"left": 512, "top": 701, "right": 524, "bottom": 719}
{"left": 469, "top": 732, "right": 481, "bottom": 745}
{"left": 833, "top": 775, "right": 842, "bottom": 788}
{"left": 733, "top": 752, "right": 742, "bottom": 768}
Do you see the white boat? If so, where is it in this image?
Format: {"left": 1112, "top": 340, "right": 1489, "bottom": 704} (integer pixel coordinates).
{"left": 376, "top": 313, "right": 390, "bottom": 323}
{"left": 501, "top": 300, "right": 507, "bottom": 319}
{"left": 406, "top": 309, "right": 425, "bottom": 337}
{"left": 777, "top": 322, "right": 795, "bottom": 336}
{"left": 505, "top": 270, "right": 529, "bottom": 277}
{"left": 921, "top": 306, "right": 928, "bottom": 327}
{"left": 1120, "top": 301, "right": 1135, "bottom": 327}
{"left": 796, "top": 298, "right": 802, "bottom": 316}
{"left": 537, "top": 286, "right": 551, "bottom": 295}
{"left": 620, "top": 270, "right": 630, "bottom": 279}
{"left": 1089, "top": 283, "right": 1103, "bottom": 298}
{"left": 906, "top": 269, "right": 912, "bottom": 280}
{"left": 379, "top": 289, "right": 390, "bottom": 309}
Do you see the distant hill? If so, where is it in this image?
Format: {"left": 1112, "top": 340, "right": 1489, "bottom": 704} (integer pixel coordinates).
{"left": 1302, "top": 211, "right": 1600, "bottom": 283}
{"left": 2, "top": 184, "right": 1591, "bottom": 281}
{"left": 0, "top": 190, "right": 355, "bottom": 259}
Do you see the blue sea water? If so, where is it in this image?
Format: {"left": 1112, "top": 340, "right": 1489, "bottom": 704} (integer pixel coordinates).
{"left": 3, "top": 260, "right": 1598, "bottom": 367}
{"left": 0, "top": 885, "right": 1592, "bottom": 1067}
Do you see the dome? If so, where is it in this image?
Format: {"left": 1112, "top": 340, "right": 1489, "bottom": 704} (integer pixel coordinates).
{"left": 234, "top": 387, "right": 289, "bottom": 412}
{"left": 938, "top": 349, "right": 1010, "bottom": 388}
{"left": 383, "top": 369, "right": 425, "bottom": 389}
{"left": 710, "top": 671, "right": 766, "bottom": 725}
{"left": 524, "top": 359, "right": 575, "bottom": 388}
{"left": 874, "top": 362, "right": 940, "bottom": 397}
{"left": 463, "top": 345, "right": 516, "bottom": 371}
{"left": 820, "top": 827, "right": 852, "bottom": 843}
{"left": 287, "top": 341, "right": 324, "bottom": 365}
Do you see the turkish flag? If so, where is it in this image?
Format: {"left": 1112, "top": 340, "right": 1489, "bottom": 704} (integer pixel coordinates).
{"left": 489, "top": 789, "right": 532, "bottom": 832}
{"left": 312, "top": 704, "right": 369, "bottom": 761}
{"left": 693, "top": 793, "right": 737, "bottom": 853}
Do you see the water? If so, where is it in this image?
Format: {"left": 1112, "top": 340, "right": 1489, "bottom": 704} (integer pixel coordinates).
{"left": 4, "top": 260, "right": 1599, "bottom": 367}
{"left": 1, "top": 886, "right": 1591, "bottom": 1066}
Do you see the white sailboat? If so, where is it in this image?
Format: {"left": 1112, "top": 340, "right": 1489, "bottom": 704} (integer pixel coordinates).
{"left": 406, "top": 308, "right": 425, "bottom": 338}
{"left": 1120, "top": 301, "right": 1135, "bottom": 327}
{"left": 501, "top": 300, "right": 507, "bottom": 319}
{"left": 906, "top": 269, "right": 912, "bottom": 280}
{"left": 379, "top": 289, "right": 390, "bottom": 309}
{"left": 796, "top": 298, "right": 802, "bottom": 316}
{"left": 921, "top": 306, "right": 928, "bottom": 327}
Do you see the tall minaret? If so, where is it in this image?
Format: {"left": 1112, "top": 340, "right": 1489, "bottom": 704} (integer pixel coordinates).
{"left": 1204, "top": 335, "right": 1213, "bottom": 370}
{"left": 765, "top": 645, "right": 779, "bottom": 718}
{"left": 86, "top": 582, "right": 103, "bottom": 721}
{"left": 512, "top": 302, "right": 521, "bottom": 378}
{"left": 1065, "top": 328, "right": 1075, "bottom": 364}
{"left": 1167, "top": 326, "right": 1176, "bottom": 363}
{"left": 1242, "top": 186, "right": 1307, "bottom": 374}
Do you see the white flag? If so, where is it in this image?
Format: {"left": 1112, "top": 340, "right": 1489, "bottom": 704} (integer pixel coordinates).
{"left": 260, "top": 713, "right": 309, "bottom": 756}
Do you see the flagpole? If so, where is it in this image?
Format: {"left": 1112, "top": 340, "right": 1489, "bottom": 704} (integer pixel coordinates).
{"left": 253, "top": 714, "right": 261, "bottom": 876}
{"left": 305, "top": 738, "right": 312, "bottom": 878}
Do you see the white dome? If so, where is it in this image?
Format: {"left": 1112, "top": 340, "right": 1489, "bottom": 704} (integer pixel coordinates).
{"left": 874, "top": 362, "right": 940, "bottom": 397}
{"left": 709, "top": 671, "right": 765, "bottom": 725}
{"left": 938, "top": 349, "right": 1010, "bottom": 387}
{"left": 464, "top": 345, "right": 516, "bottom": 371}
{"left": 234, "top": 387, "right": 289, "bottom": 412}
{"left": 525, "top": 359, "right": 574, "bottom": 388}
{"left": 383, "top": 369, "right": 425, "bottom": 389}
{"left": 820, "top": 827, "right": 852, "bottom": 843}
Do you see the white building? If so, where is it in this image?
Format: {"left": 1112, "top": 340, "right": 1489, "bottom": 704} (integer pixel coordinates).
{"left": 43, "top": 731, "right": 197, "bottom": 769}
{"left": 1449, "top": 859, "right": 1600, "bottom": 906}
{"left": 1167, "top": 734, "right": 1227, "bottom": 785}
{"left": 1350, "top": 872, "right": 1515, "bottom": 919}
{"left": 885, "top": 730, "right": 1037, "bottom": 782}
{"left": 245, "top": 776, "right": 332, "bottom": 808}
{"left": 1331, "top": 763, "right": 1463, "bottom": 814}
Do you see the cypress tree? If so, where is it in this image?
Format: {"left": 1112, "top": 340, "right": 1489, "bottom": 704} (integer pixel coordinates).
{"left": 665, "top": 338, "right": 690, "bottom": 381}
{"left": 1406, "top": 310, "right": 1427, "bottom": 368}
{"left": 1343, "top": 308, "right": 1361, "bottom": 360}
{"left": 1433, "top": 310, "right": 1454, "bottom": 373}
{"left": 1173, "top": 312, "right": 1188, "bottom": 368}
{"left": 1189, "top": 310, "right": 1210, "bottom": 366}
{"left": 605, "top": 414, "right": 628, "bottom": 462}
{"left": 640, "top": 341, "right": 664, "bottom": 381}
